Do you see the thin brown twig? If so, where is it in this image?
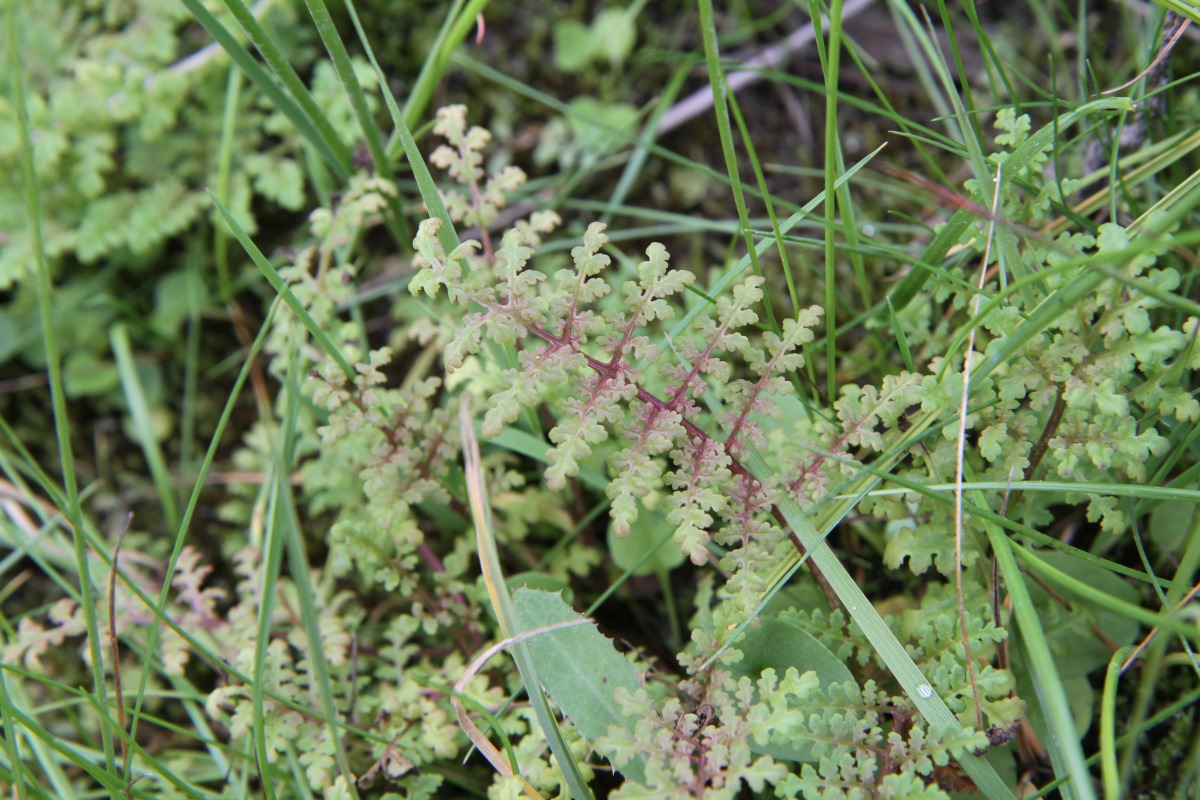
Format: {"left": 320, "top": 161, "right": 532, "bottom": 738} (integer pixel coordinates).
{"left": 1100, "top": 16, "right": 1191, "bottom": 97}
{"left": 226, "top": 301, "right": 271, "bottom": 414}
{"left": 452, "top": 622, "right": 588, "bottom": 798}
{"left": 1024, "top": 387, "right": 1067, "bottom": 482}
{"left": 1121, "top": 579, "right": 1200, "bottom": 673}
{"left": 951, "top": 161, "right": 1003, "bottom": 733}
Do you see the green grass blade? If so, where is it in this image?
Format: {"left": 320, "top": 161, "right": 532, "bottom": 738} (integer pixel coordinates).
{"left": 696, "top": 0, "right": 776, "bottom": 335}
{"left": 210, "top": 194, "right": 354, "bottom": 377}
{"left": 6, "top": 4, "right": 115, "bottom": 779}
{"left": 179, "top": 253, "right": 204, "bottom": 486}
{"left": 872, "top": 479, "right": 1200, "bottom": 505}
{"left": 1119, "top": 503, "right": 1200, "bottom": 788}
{"left": 818, "top": 0, "right": 846, "bottom": 399}
{"left": 81, "top": 695, "right": 210, "bottom": 799}
{"left": 277, "top": 356, "right": 357, "bottom": 795}
{"left": 603, "top": 65, "right": 690, "bottom": 226}
{"left": 5, "top": 510, "right": 381, "bottom": 774}
{"left": 987, "top": 522, "right": 1095, "bottom": 800}
{"left": 668, "top": 145, "right": 884, "bottom": 340}
{"left": 110, "top": 324, "right": 181, "bottom": 534}
{"left": 1157, "top": 0, "right": 1200, "bottom": 27}
{"left": 180, "top": 0, "right": 350, "bottom": 179}
{"left": 213, "top": 67, "right": 242, "bottom": 302}
{"left": 0, "top": 670, "right": 31, "bottom": 796}
{"left": 890, "top": 0, "right": 1037, "bottom": 306}
{"left": 694, "top": 396, "right": 1013, "bottom": 796}
{"left": 1012, "top": 543, "right": 1200, "bottom": 645}
{"left": 886, "top": 297, "right": 916, "bottom": 372}
{"left": 932, "top": 0, "right": 985, "bottom": 148}
{"left": 727, "top": 90, "right": 788, "bottom": 327}
{"left": 1101, "top": 646, "right": 1135, "bottom": 800}
{"left": 453, "top": 52, "right": 780, "bottom": 208}
{"left": 461, "top": 400, "right": 595, "bottom": 799}
{"left": 252, "top": 454, "right": 285, "bottom": 800}
{"left": 772, "top": 480, "right": 1015, "bottom": 798}
{"left": 0, "top": 695, "right": 128, "bottom": 795}
{"left": 123, "top": 301, "right": 278, "bottom": 785}
{"left": 306, "top": 0, "right": 415, "bottom": 247}
{"left": 338, "top": 0, "right": 458, "bottom": 259}
{"left": 399, "top": 0, "right": 489, "bottom": 131}
{"left": 974, "top": 227, "right": 1200, "bottom": 386}
{"left": 214, "top": 0, "right": 354, "bottom": 175}
{"left": 303, "top": 0, "right": 390, "bottom": 181}
{"left": 341, "top": 0, "right": 462, "bottom": 251}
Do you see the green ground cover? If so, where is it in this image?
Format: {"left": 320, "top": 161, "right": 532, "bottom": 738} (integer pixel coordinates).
{"left": 4, "top": 1, "right": 1200, "bottom": 798}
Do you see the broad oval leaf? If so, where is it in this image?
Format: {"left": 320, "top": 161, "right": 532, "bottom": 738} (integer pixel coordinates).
{"left": 513, "top": 588, "right": 646, "bottom": 782}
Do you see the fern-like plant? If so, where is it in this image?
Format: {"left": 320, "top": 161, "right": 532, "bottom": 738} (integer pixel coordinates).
{"left": 399, "top": 104, "right": 1042, "bottom": 798}
{"left": 389, "top": 88, "right": 1200, "bottom": 795}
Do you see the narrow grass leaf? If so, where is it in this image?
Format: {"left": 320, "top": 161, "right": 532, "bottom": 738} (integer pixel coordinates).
{"left": 713, "top": 404, "right": 1015, "bottom": 797}
{"left": 181, "top": 0, "right": 350, "bottom": 179}
{"left": 603, "top": 65, "right": 690, "bottom": 226}
{"left": 302, "top": 0, "right": 390, "bottom": 181}
{"left": 6, "top": 4, "right": 114, "bottom": 776}
{"left": 1100, "top": 646, "right": 1135, "bottom": 800}
{"left": 728, "top": 90, "right": 791, "bottom": 327}
{"left": 399, "top": 0, "right": 490, "bottom": 133}
{"left": 696, "top": 0, "right": 776, "bottom": 336}
{"left": 786, "top": 504, "right": 1014, "bottom": 798}
{"left": 903, "top": 0, "right": 1038, "bottom": 305}
{"left": 277, "top": 355, "right": 358, "bottom": 796}
{"left": 341, "top": 0, "right": 455, "bottom": 254}
{"left": 814, "top": 0, "right": 847, "bottom": 397}
{"left": 0, "top": 698, "right": 129, "bottom": 795}
{"left": 123, "top": 303, "right": 277, "bottom": 784}
{"left": 213, "top": 0, "right": 353, "bottom": 175}
{"left": 252, "top": 459, "right": 285, "bottom": 800}
{"left": 1012, "top": 544, "right": 1200, "bottom": 645}
{"left": 210, "top": 194, "right": 354, "bottom": 377}
{"left": 461, "top": 399, "right": 595, "bottom": 799}
{"left": 110, "top": 324, "right": 181, "bottom": 533}
{"left": 454, "top": 53, "right": 777, "bottom": 207}
{"left": 213, "top": 67, "right": 242, "bottom": 301}
{"left": 0, "top": 671, "right": 32, "bottom": 798}
{"left": 839, "top": 464, "right": 1195, "bottom": 591}
{"left": 668, "top": 146, "right": 884, "bottom": 340}
{"left": 886, "top": 297, "right": 915, "bottom": 372}
{"left": 986, "top": 521, "right": 1095, "bottom": 800}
